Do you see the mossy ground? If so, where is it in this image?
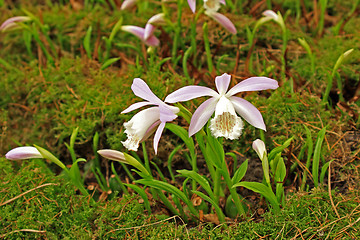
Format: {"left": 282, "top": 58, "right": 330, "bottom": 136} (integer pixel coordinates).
{"left": 1, "top": 0, "right": 359, "bottom": 238}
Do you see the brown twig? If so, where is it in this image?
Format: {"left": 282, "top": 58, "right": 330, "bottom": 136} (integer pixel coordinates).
{"left": 0, "top": 229, "right": 46, "bottom": 238}
{"left": 105, "top": 215, "right": 190, "bottom": 239}
{"left": 328, "top": 162, "right": 340, "bottom": 219}
{"left": 0, "top": 183, "right": 58, "bottom": 207}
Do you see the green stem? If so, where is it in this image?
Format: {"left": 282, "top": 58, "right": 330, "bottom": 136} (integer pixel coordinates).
{"left": 222, "top": 167, "right": 246, "bottom": 216}
{"left": 142, "top": 142, "right": 151, "bottom": 174}
{"left": 172, "top": 0, "right": 183, "bottom": 66}
{"left": 203, "top": 22, "right": 213, "bottom": 73}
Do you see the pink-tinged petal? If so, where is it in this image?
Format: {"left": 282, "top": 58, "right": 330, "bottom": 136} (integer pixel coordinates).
{"left": 205, "top": 11, "right": 237, "bottom": 34}
{"left": 0, "top": 16, "right": 31, "bottom": 31}
{"left": 220, "top": 0, "right": 226, "bottom": 4}
{"left": 229, "top": 96, "right": 266, "bottom": 131}
{"left": 187, "top": 0, "right": 196, "bottom": 13}
{"left": 147, "top": 13, "right": 165, "bottom": 25}
{"left": 121, "top": 25, "right": 159, "bottom": 46}
{"left": 262, "top": 10, "right": 278, "bottom": 21}
{"left": 144, "top": 35, "right": 160, "bottom": 47}
{"left": 144, "top": 24, "right": 155, "bottom": 41}
{"left": 97, "top": 149, "right": 127, "bottom": 163}
{"left": 226, "top": 77, "right": 278, "bottom": 97}
{"left": 189, "top": 97, "right": 218, "bottom": 136}
{"left": 153, "top": 122, "right": 166, "bottom": 154}
{"left": 141, "top": 119, "right": 161, "bottom": 142}
{"left": 121, "top": 25, "right": 145, "bottom": 39}
{"left": 121, "top": 0, "right": 137, "bottom": 10}
{"left": 131, "top": 78, "right": 163, "bottom": 104}
{"left": 159, "top": 104, "right": 178, "bottom": 122}
{"left": 5, "top": 146, "right": 43, "bottom": 160}
{"left": 215, "top": 73, "right": 231, "bottom": 95}
{"left": 121, "top": 101, "right": 154, "bottom": 114}
{"left": 165, "top": 86, "right": 218, "bottom": 103}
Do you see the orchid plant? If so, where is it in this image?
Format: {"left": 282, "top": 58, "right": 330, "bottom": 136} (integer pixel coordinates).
{"left": 246, "top": 10, "right": 288, "bottom": 76}
{"left": 95, "top": 73, "right": 279, "bottom": 222}
{"left": 5, "top": 128, "right": 94, "bottom": 204}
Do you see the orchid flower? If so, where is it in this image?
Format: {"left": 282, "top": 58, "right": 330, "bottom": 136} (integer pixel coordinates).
{"left": 204, "top": 0, "right": 236, "bottom": 34}
{"left": 5, "top": 146, "right": 42, "bottom": 160}
{"left": 262, "top": 10, "right": 286, "bottom": 34}
{"left": 0, "top": 16, "right": 31, "bottom": 32}
{"left": 252, "top": 139, "right": 267, "bottom": 161}
{"left": 165, "top": 73, "right": 278, "bottom": 138}
{"left": 121, "top": 0, "right": 137, "bottom": 10}
{"left": 121, "top": 13, "right": 165, "bottom": 47}
{"left": 122, "top": 78, "right": 179, "bottom": 154}
{"left": 187, "top": 0, "right": 235, "bottom": 34}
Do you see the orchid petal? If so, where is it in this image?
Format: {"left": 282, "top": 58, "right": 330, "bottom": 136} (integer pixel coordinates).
{"left": 144, "top": 24, "right": 155, "bottom": 41}
{"left": 121, "top": 25, "right": 145, "bottom": 39}
{"left": 219, "top": 0, "right": 226, "bottom": 4}
{"left": 252, "top": 139, "right": 267, "bottom": 160}
{"left": 121, "top": 101, "right": 154, "bottom": 114}
{"left": 205, "top": 11, "right": 237, "bottom": 34}
{"left": 153, "top": 122, "right": 166, "bottom": 154}
{"left": 229, "top": 96, "right": 266, "bottom": 131}
{"left": 121, "top": 0, "right": 137, "bottom": 10}
{"left": 121, "top": 25, "right": 159, "bottom": 46}
{"left": 5, "top": 146, "right": 43, "bottom": 160}
{"left": 215, "top": 73, "right": 231, "bottom": 95}
{"left": 226, "top": 77, "right": 278, "bottom": 97}
{"left": 147, "top": 13, "right": 165, "bottom": 25}
{"left": 262, "top": 10, "right": 278, "bottom": 21}
{"left": 131, "top": 78, "right": 163, "bottom": 104}
{"left": 97, "top": 149, "right": 127, "bottom": 163}
{"left": 189, "top": 97, "right": 218, "bottom": 136}
{"left": 187, "top": 0, "right": 196, "bottom": 13}
{"left": 165, "top": 86, "right": 218, "bottom": 103}
{"left": 141, "top": 120, "right": 161, "bottom": 142}
{"left": 144, "top": 35, "right": 160, "bottom": 46}
{"left": 159, "top": 104, "right": 178, "bottom": 122}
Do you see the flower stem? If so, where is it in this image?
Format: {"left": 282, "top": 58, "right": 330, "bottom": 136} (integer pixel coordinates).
{"left": 203, "top": 22, "right": 213, "bottom": 73}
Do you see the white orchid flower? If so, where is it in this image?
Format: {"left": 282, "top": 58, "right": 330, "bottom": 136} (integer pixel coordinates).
{"left": 165, "top": 73, "right": 278, "bottom": 138}
{"left": 252, "top": 139, "right": 267, "bottom": 160}
{"left": 122, "top": 78, "right": 179, "bottom": 154}
{"left": 262, "top": 10, "right": 286, "bottom": 33}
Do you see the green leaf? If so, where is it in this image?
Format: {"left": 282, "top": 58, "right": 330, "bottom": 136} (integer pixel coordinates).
{"left": 34, "top": 145, "right": 67, "bottom": 171}
{"left": 233, "top": 181, "right": 280, "bottom": 213}
{"left": 205, "top": 131, "right": 225, "bottom": 170}
{"left": 123, "top": 153, "right": 151, "bottom": 177}
{"left": 268, "top": 137, "right": 294, "bottom": 161}
{"left": 312, "top": 127, "right": 326, "bottom": 187}
{"left": 320, "top": 160, "right": 334, "bottom": 184}
{"left": 101, "top": 57, "right": 120, "bottom": 70}
{"left": 231, "top": 159, "right": 248, "bottom": 185}
{"left": 177, "top": 170, "right": 214, "bottom": 200}
{"left": 166, "top": 123, "right": 195, "bottom": 157}
{"left": 274, "top": 157, "right": 286, "bottom": 183}
{"left": 109, "top": 17, "right": 123, "bottom": 43}
{"left": 167, "top": 145, "right": 182, "bottom": 182}
{"left": 83, "top": 26, "right": 92, "bottom": 59}
{"left": 192, "top": 190, "right": 225, "bottom": 223}
{"left": 136, "top": 179, "right": 199, "bottom": 217}
{"left": 69, "top": 158, "right": 87, "bottom": 184}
